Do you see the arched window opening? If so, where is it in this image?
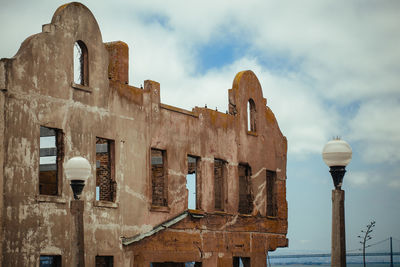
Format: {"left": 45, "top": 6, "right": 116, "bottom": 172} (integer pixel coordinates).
{"left": 247, "top": 99, "right": 256, "bottom": 132}
{"left": 74, "top": 40, "right": 88, "bottom": 86}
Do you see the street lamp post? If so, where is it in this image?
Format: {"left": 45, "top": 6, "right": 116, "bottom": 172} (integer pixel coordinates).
{"left": 322, "top": 139, "right": 352, "bottom": 267}
{"left": 65, "top": 156, "right": 91, "bottom": 267}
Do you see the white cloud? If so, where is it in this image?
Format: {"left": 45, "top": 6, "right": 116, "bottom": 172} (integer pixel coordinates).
{"left": 347, "top": 171, "right": 370, "bottom": 187}
{"left": 388, "top": 179, "right": 400, "bottom": 189}
{"left": 1, "top": 0, "right": 399, "bottom": 162}
{"left": 348, "top": 98, "right": 400, "bottom": 163}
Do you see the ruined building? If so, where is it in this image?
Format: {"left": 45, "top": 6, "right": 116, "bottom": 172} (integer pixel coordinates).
{"left": 0, "top": 2, "right": 288, "bottom": 266}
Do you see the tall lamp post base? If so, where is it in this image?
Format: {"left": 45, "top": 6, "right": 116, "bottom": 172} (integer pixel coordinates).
{"left": 323, "top": 139, "right": 352, "bottom": 267}
{"left": 332, "top": 189, "right": 346, "bottom": 267}
{"left": 71, "top": 199, "right": 85, "bottom": 267}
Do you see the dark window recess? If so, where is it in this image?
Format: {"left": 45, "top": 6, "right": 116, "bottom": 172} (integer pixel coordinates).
{"left": 247, "top": 98, "right": 256, "bottom": 132}
{"left": 40, "top": 255, "right": 61, "bottom": 267}
{"left": 95, "top": 256, "right": 113, "bottom": 267}
{"left": 266, "top": 170, "right": 278, "bottom": 217}
{"left": 151, "top": 148, "right": 167, "bottom": 206}
{"left": 39, "top": 126, "right": 63, "bottom": 195}
{"left": 74, "top": 40, "right": 89, "bottom": 86}
{"left": 186, "top": 156, "right": 198, "bottom": 209}
{"left": 214, "top": 159, "right": 225, "bottom": 211}
{"left": 233, "top": 257, "right": 250, "bottom": 267}
{"left": 238, "top": 164, "right": 253, "bottom": 214}
{"left": 96, "top": 137, "right": 116, "bottom": 202}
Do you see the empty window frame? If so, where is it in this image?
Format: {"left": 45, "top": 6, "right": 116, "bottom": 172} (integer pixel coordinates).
{"left": 266, "top": 170, "right": 277, "bottom": 217}
{"left": 186, "top": 155, "right": 199, "bottom": 210}
{"left": 96, "top": 137, "right": 116, "bottom": 202}
{"left": 214, "top": 159, "right": 226, "bottom": 211}
{"left": 40, "top": 255, "right": 61, "bottom": 267}
{"left": 247, "top": 98, "right": 256, "bottom": 132}
{"left": 233, "top": 257, "right": 251, "bottom": 267}
{"left": 73, "top": 40, "right": 89, "bottom": 86}
{"left": 39, "top": 126, "right": 63, "bottom": 195}
{"left": 238, "top": 164, "right": 253, "bottom": 214}
{"left": 151, "top": 148, "right": 168, "bottom": 207}
{"left": 95, "top": 256, "right": 113, "bottom": 267}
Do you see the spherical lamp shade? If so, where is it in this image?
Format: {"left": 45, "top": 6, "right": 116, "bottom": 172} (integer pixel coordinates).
{"left": 65, "top": 156, "right": 91, "bottom": 199}
{"left": 322, "top": 139, "right": 352, "bottom": 167}
{"left": 65, "top": 156, "right": 91, "bottom": 181}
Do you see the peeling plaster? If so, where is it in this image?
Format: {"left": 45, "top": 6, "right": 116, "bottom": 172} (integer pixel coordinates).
{"left": 254, "top": 181, "right": 266, "bottom": 212}
{"left": 251, "top": 167, "right": 266, "bottom": 180}
{"left": 124, "top": 187, "right": 147, "bottom": 203}
{"left": 219, "top": 215, "right": 238, "bottom": 231}
{"left": 168, "top": 169, "right": 186, "bottom": 178}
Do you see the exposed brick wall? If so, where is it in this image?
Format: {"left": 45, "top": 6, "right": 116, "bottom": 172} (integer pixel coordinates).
{"left": 238, "top": 165, "right": 253, "bottom": 214}
{"left": 152, "top": 149, "right": 167, "bottom": 206}
{"left": 96, "top": 137, "right": 115, "bottom": 202}
{"left": 105, "top": 41, "right": 129, "bottom": 84}
{"left": 214, "top": 159, "right": 225, "bottom": 211}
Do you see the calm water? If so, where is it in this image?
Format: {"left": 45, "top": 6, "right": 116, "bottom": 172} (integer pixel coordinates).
{"left": 269, "top": 265, "right": 400, "bottom": 267}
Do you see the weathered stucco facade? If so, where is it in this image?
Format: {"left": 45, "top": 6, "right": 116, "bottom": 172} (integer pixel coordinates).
{"left": 0, "top": 2, "right": 288, "bottom": 266}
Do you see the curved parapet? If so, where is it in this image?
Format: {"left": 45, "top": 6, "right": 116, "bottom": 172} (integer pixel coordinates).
{"left": 229, "top": 70, "right": 265, "bottom": 117}
{"left": 50, "top": 2, "right": 104, "bottom": 51}
{"left": 229, "top": 70, "right": 284, "bottom": 139}
{"left": 5, "top": 2, "right": 109, "bottom": 107}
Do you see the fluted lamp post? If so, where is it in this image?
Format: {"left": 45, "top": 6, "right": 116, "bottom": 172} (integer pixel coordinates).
{"left": 322, "top": 139, "right": 352, "bottom": 267}
{"left": 65, "top": 156, "right": 91, "bottom": 267}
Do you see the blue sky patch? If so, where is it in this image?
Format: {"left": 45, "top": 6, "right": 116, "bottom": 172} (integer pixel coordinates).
{"left": 195, "top": 38, "right": 249, "bottom": 74}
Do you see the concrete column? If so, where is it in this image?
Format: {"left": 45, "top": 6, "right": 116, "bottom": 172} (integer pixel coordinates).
{"left": 251, "top": 253, "right": 266, "bottom": 266}
{"left": 0, "top": 82, "right": 5, "bottom": 264}
{"left": 71, "top": 200, "right": 85, "bottom": 267}
{"left": 331, "top": 189, "right": 346, "bottom": 267}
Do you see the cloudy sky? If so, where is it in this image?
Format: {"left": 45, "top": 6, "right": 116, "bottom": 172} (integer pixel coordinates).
{"left": 1, "top": 0, "right": 399, "bottom": 253}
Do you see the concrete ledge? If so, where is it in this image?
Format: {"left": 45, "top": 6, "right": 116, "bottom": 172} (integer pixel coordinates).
{"left": 94, "top": 200, "right": 118, "bottom": 209}
{"left": 37, "top": 194, "right": 67, "bottom": 204}
{"left": 71, "top": 82, "right": 92, "bottom": 93}
{"left": 150, "top": 205, "right": 170, "bottom": 213}
{"left": 247, "top": 131, "right": 258, "bottom": 137}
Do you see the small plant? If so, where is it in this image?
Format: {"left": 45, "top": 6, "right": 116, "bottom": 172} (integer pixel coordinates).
{"left": 358, "top": 220, "right": 376, "bottom": 267}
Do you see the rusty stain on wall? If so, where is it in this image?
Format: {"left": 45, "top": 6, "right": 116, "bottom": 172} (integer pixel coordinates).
{"left": 0, "top": 2, "right": 288, "bottom": 266}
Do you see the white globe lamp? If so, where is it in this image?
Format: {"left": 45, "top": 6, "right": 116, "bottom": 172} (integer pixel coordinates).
{"left": 65, "top": 156, "right": 91, "bottom": 199}
{"left": 322, "top": 138, "right": 352, "bottom": 189}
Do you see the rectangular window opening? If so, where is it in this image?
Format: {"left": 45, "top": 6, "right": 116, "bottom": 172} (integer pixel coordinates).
{"left": 40, "top": 126, "right": 63, "bottom": 196}
{"left": 266, "top": 170, "right": 277, "bottom": 217}
{"left": 233, "top": 257, "right": 251, "bottom": 267}
{"left": 96, "top": 137, "right": 116, "bottom": 202}
{"left": 151, "top": 148, "right": 167, "bottom": 207}
{"left": 214, "top": 158, "right": 226, "bottom": 211}
{"left": 95, "top": 255, "right": 113, "bottom": 267}
{"left": 186, "top": 156, "right": 198, "bottom": 210}
{"left": 238, "top": 164, "right": 253, "bottom": 214}
{"left": 40, "top": 255, "right": 61, "bottom": 267}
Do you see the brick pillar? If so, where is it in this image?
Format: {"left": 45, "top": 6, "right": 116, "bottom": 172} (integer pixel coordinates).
{"left": 105, "top": 41, "right": 129, "bottom": 84}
